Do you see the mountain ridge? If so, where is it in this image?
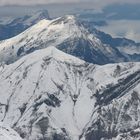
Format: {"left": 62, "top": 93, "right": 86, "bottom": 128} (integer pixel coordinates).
{"left": 0, "top": 15, "right": 132, "bottom": 65}
{"left": 0, "top": 10, "right": 50, "bottom": 41}
{"left": 0, "top": 46, "right": 139, "bottom": 140}
{"left": 0, "top": 13, "right": 140, "bottom": 140}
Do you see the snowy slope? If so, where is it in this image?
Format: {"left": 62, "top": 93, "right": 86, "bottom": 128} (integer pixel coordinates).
{"left": 0, "top": 46, "right": 139, "bottom": 140}
{"left": 0, "top": 123, "right": 23, "bottom": 140}
{"left": 0, "top": 15, "right": 128, "bottom": 65}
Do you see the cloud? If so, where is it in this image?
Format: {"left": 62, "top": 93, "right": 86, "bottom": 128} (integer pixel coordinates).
{"left": 98, "top": 20, "right": 140, "bottom": 42}
{"left": 0, "top": 0, "right": 140, "bottom": 6}
{"left": 0, "top": 0, "right": 79, "bottom": 6}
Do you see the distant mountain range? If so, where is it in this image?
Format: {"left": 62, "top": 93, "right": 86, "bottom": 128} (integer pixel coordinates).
{"left": 0, "top": 10, "right": 50, "bottom": 41}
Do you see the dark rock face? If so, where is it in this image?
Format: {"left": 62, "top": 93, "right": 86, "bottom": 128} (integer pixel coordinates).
{"left": 84, "top": 89, "right": 140, "bottom": 140}
{"left": 17, "top": 47, "right": 25, "bottom": 56}
{"left": 58, "top": 37, "right": 126, "bottom": 65}
{"left": 95, "top": 70, "right": 140, "bottom": 106}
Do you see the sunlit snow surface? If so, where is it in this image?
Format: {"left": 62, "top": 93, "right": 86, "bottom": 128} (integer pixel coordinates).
{"left": 0, "top": 122, "right": 23, "bottom": 140}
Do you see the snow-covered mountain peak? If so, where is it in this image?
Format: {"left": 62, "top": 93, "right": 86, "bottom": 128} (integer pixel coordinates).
{"left": 0, "top": 15, "right": 134, "bottom": 65}
{"left": 42, "top": 46, "right": 85, "bottom": 64}
{"left": 65, "top": 15, "right": 75, "bottom": 20}
{"left": 49, "top": 15, "right": 82, "bottom": 32}
{"left": 51, "top": 15, "right": 76, "bottom": 24}
{"left": 0, "top": 15, "right": 88, "bottom": 64}
{"left": 34, "top": 19, "right": 51, "bottom": 28}
{"left": 61, "top": 15, "right": 77, "bottom": 24}
{"left": 30, "top": 15, "right": 77, "bottom": 30}
{"left": 18, "top": 46, "right": 85, "bottom": 65}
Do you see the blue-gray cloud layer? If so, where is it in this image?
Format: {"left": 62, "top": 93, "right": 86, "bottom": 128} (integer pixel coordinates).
{"left": 0, "top": 0, "right": 140, "bottom": 7}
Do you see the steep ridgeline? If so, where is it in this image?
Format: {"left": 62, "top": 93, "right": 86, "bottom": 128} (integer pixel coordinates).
{"left": 0, "top": 46, "right": 139, "bottom": 140}
{"left": 0, "top": 15, "right": 130, "bottom": 65}
{"left": 0, "top": 10, "right": 50, "bottom": 41}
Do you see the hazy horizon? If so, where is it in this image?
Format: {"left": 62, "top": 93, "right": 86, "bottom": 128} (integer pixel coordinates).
{"left": 1, "top": 1, "right": 140, "bottom": 42}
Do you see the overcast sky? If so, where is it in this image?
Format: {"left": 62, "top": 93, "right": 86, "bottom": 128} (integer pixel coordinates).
{"left": 1, "top": 0, "right": 140, "bottom": 42}
{"left": 0, "top": 0, "right": 140, "bottom": 17}
{"left": 0, "top": 0, "right": 140, "bottom": 18}
{"left": 1, "top": 0, "right": 140, "bottom": 7}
